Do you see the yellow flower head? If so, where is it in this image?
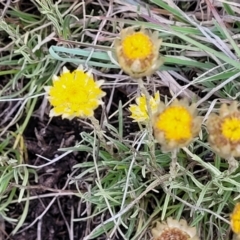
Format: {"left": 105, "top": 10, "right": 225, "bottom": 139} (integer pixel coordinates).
{"left": 231, "top": 203, "right": 240, "bottom": 235}
{"left": 206, "top": 101, "right": 240, "bottom": 158}
{"left": 153, "top": 99, "right": 202, "bottom": 152}
{"left": 151, "top": 217, "right": 200, "bottom": 240}
{"left": 114, "top": 26, "right": 163, "bottom": 78}
{"left": 129, "top": 92, "right": 160, "bottom": 122}
{"left": 44, "top": 66, "right": 106, "bottom": 119}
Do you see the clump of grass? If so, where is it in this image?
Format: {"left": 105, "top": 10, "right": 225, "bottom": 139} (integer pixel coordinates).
{"left": 1, "top": 0, "right": 240, "bottom": 239}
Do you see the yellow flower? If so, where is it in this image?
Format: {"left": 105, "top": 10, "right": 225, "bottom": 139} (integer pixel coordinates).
{"left": 114, "top": 26, "right": 163, "bottom": 78}
{"left": 231, "top": 203, "right": 240, "bottom": 235}
{"left": 45, "top": 66, "right": 106, "bottom": 119}
{"left": 151, "top": 217, "right": 200, "bottom": 240}
{"left": 206, "top": 101, "right": 240, "bottom": 158}
{"left": 153, "top": 99, "right": 202, "bottom": 152}
{"left": 129, "top": 92, "right": 160, "bottom": 122}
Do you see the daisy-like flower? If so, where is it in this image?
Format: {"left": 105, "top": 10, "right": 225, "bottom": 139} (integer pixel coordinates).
{"left": 153, "top": 99, "right": 202, "bottom": 152}
{"left": 231, "top": 203, "right": 240, "bottom": 236}
{"left": 44, "top": 66, "right": 106, "bottom": 119}
{"left": 151, "top": 217, "right": 200, "bottom": 240}
{"left": 129, "top": 91, "right": 160, "bottom": 122}
{"left": 114, "top": 26, "right": 163, "bottom": 78}
{"left": 206, "top": 101, "right": 240, "bottom": 159}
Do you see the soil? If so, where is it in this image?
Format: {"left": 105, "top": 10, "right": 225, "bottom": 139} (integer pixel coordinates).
{"left": 4, "top": 115, "right": 86, "bottom": 240}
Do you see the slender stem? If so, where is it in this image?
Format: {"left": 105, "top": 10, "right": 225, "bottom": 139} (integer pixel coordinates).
{"left": 89, "top": 116, "right": 113, "bottom": 155}
{"left": 169, "top": 149, "right": 179, "bottom": 178}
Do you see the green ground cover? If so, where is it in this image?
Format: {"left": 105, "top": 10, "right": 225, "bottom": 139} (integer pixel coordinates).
{"left": 1, "top": 0, "right": 240, "bottom": 239}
